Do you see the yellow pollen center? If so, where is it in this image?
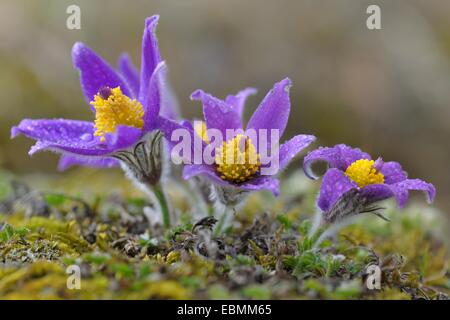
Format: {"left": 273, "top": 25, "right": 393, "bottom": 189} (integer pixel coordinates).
{"left": 215, "top": 134, "right": 261, "bottom": 183}
{"left": 344, "top": 159, "right": 384, "bottom": 188}
{"left": 90, "top": 86, "right": 144, "bottom": 141}
{"left": 194, "top": 121, "right": 210, "bottom": 143}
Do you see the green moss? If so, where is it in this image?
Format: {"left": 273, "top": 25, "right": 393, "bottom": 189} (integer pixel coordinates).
{"left": 242, "top": 284, "right": 272, "bottom": 299}
{"left": 0, "top": 169, "right": 448, "bottom": 299}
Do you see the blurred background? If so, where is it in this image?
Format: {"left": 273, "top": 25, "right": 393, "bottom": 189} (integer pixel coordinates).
{"left": 0, "top": 0, "right": 449, "bottom": 213}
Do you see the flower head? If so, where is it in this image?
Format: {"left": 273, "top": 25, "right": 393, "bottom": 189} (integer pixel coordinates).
{"left": 182, "top": 78, "right": 316, "bottom": 197}
{"left": 11, "top": 15, "right": 179, "bottom": 171}
{"left": 303, "top": 144, "right": 436, "bottom": 220}
{"left": 91, "top": 86, "right": 145, "bottom": 141}
{"left": 215, "top": 134, "right": 261, "bottom": 183}
{"left": 344, "top": 159, "right": 384, "bottom": 187}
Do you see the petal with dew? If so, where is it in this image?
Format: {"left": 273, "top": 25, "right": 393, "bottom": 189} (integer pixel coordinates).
{"left": 360, "top": 178, "right": 435, "bottom": 208}
{"left": 72, "top": 42, "right": 131, "bottom": 105}
{"left": 191, "top": 89, "right": 242, "bottom": 139}
{"left": 380, "top": 161, "right": 407, "bottom": 184}
{"left": 103, "top": 125, "right": 143, "bottom": 152}
{"left": 12, "top": 119, "right": 142, "bottom": 156}
{"left": 58, "top": 155, "right": 119, "bottom": 171}
{"left": 11, "top": 119, "right": 111, "bottom": 156}
{"left": 390, "top": 179, "right": 436, "bottom": 208}
{"left": 142, "top": 61, "right": 167, "bottom": 130}
{"left": 138, "top": 15, "right": 161, "bottom": 103}
{"left": 225, "top": 87, "right": 257, "bottom": 120}
{"left": 360, "top": 184, "right": 395, "bottom": 204}
{"left": 246, "top": 78, "right": 292, "bottom": 137}
{"left": 239, "top": 176, "right": 280, "bottom": 196}
{"left": 303, "top": 144, "right": 371, "bottom": 179}
{"left": 157, "top": 116, "right": 194, "bottom": 149}
{"left": 183, "top": 164, "right": 230, "bottom": 187}
{"left": 183, "top": 164, "right": 279, "bottom": 196}
{"left": 317, "top": 168, "right": 357, "bottom": 212}
{"left": 277, "top": 134, "right": 316, "bottom": 172}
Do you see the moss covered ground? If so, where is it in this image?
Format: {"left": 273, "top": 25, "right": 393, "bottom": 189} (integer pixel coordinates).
{"left": 0, "top": 169, "right": 448, "bottom": 300}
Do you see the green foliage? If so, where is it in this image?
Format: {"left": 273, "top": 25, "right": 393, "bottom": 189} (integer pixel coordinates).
{"left": 0, "top": 224, "right": 30, "bottom": 241}
{"left": 44, "top": 194, "right": 68, "bottom": 206}
{"left": 276, "top": 214, "right": 292, "bottom": 229}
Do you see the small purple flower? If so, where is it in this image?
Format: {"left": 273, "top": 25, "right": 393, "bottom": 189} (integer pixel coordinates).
{"left": 182, "top": 78, "right": 316, "bottom": 201}
{"left": 303, "top": 144, "right": 436, "bottom": 221}
{"left": 11, "top": 15, "right": 178, "bottom": 173}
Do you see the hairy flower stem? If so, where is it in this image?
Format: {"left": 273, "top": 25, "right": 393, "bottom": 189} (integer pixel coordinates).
{"left": 209, "top": 185, "right": 246, "bottom": 236}
{"left": 188, "top": 178, "right": 211, "bottom": 219}
{"left": 310, "top": 190, "right": 391, "bottom": 248}
{"left": 309, "top": 215, "right": 359, "bottom": 249}
{"left": 312, "top": 217, "right": 358, "bottom": 249}
{"left": 115, "top": 131, "right": 173, "bottom": 228}
{"left": 213, "top": 207, "right": 232, "bottom": 236}
{"left": 308, "top": 208, "right": 323, "bottom": 239}
{"left": 153, "top": 183, "right": 171, "bottom": 228}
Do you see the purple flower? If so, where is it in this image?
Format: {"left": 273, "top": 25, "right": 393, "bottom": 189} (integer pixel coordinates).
{"left": 11, "top": 15, "right": 178, "bottom": 172}
{"left": 303, "top": 144, "right": 436, "bottom": 219}
{"left": 182, "top": 78, "right": 316, "bottom": 198}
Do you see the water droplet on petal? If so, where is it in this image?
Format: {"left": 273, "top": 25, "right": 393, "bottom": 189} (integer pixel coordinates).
{"left": 80, "top": 133, "right": 93, "bottom": 141}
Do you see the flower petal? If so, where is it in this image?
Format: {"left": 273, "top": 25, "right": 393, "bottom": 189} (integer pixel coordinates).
{"left": 159, "top": 69, "right": 180, "bottom": 120}
{"left": 191, "top": 89, "right": 242, "bottom": 139}
{"left": 390, "top": 179, "right": 436, "bottom": 208}
{"left": 239, "top": 176, "right": 280, "bottom": 196}
{"left": 157, "top": 116, "right": 192, "bottom": 148}
{"left": 156, "top": 116, "right": 206, "bottom": 167}
{"left": 225, "top": 87, "right": 257, "bottom": 120}
{"left": 183, "top": 164, "right": 229, "bottom": 186}
{"left": 303, "top": 144, "right": 371, "bottom": 179}
{"left": 138, "top": 15, "right": 162, "bottom": 103}
{"left": 118, "top": 53, "right": 140, "bottom": 98}
{"left": 180, "top": 119, "right": 193, "bottom": 131}
{"left": 361, "top": 178, "right": 436, "bottom": 208}
{"left": 183, "top": 165, "right": 279, "bottom": 196}
{"left": 104, "top": 125, "right": 143, "bottom": 151}
{"left": 359, "top": 184, "right": 395, "bottom": 204}
{"left": 72, "top": 42, "right": 131, "bottom": 104}
{"left": 142, "top": 61, "right": 167, "bottom": 130}
{"left": 12, "top": 119, "right": 100, "bottom": 155}
{"left": 11, "top": 119, "right": 140, "bottom": 156}
{"left": 380, "top": 161, "right": 407, "bottom": 184}
{"left": 246, "top": 78, "right": 292, "bottom": 137}
{"left": 58, "top": 155, "right": 119, "bottom": 171}
{"left": 317, "top": 168, "right": 357, "bottom": 212}
{"left": 277, "top": 134, "right": 316, "bottom": 172}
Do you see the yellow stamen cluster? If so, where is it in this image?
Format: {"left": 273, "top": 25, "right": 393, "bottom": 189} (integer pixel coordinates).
{"left": 215, "top": 134, "right": 261, "bottom": 183}
{"left": 345, "top": 159, "right": 384, "bottom": 188}
{"left": 90, "top": 87, "right": 144, "bottom": 141}
{"left": 194, "top": 121, "right": 210, "bottom": 143}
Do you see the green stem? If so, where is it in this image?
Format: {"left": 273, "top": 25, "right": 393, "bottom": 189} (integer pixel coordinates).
{"left": 153, "top": 184, "right": 170, "bottom": 228}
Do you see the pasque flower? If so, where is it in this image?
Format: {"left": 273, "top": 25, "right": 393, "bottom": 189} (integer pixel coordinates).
{"left": 182, "top": 78, "right": 316, "bottom": 208}
{"left": 303, "top": 144, "right": 436, "bottom": 223}
{"left": 11, "top": 15, "right": 178, "bottom": 227}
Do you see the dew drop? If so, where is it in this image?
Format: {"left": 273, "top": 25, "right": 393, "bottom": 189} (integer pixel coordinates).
{"left": 80, "top": 133, "right": 93, "bottom": 141}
